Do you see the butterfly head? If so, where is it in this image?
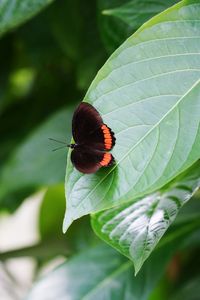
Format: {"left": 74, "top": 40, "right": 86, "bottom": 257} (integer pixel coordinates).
{"left": 49, "top": 138, "right": 77, "bottom": 151}
{"left": 68, "top": 143, "right": 77, "bottom": 149}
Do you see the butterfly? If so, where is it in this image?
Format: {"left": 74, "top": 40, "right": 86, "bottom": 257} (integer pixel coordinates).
{"left": 68, "top": 102, "right": 116, "bottom": 174}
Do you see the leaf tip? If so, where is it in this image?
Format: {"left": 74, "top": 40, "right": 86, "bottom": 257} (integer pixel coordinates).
{"left": 133, "top": 260, "right": 143, "bottom": 276}
{"left": 62, "top": 215, "right": 73, "bottom": 234}
{"left": 134, "top": 268, "right": 139, "bottom": 276}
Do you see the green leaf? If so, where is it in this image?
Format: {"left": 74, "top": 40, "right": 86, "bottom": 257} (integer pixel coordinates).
{"left": 26, "top": 243, "right": 174, "bottom": 300}
{"left": 154, "top": 196, "right": 200, "bottom": 251}
{"left": 39, "top": 184, "right": 66, "bottom": 240}
{"left": 98, "top": 0, "right": 178, "bottom": 53}
{"left": 0, "top": 107, "right": 73, "bottom": 208}
{"left": 64, "top": 0, "right": 200, "bottom": 232}
{"left": 103, "top": 0, "right": 178, "bottom": 28}
{"left": 0, "top": 0, "right": 54, "bottom": 37}
{"left": 92, "top": 161, "right": 200, "bottom": 274}
{"left": 98, "top": 0, "right": 131, "bottom": 53}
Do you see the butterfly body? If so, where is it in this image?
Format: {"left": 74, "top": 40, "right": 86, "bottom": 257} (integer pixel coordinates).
{"left": 70, "top": 102, "right": 116, "bottom": 174}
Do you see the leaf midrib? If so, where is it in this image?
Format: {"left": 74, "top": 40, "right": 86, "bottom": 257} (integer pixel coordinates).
{"left": 139, "top": 199, "right": 160, "bottom": 269}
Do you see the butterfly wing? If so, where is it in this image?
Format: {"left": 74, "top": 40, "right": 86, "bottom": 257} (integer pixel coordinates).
{"left": 72, "top": 102, "right": 116, "bottom": 150}
{"left": 87, "top": 124, "right": 116, "bottom": 151}
{"left": 71, "top": 146, "right": 115, "bottom": 174}
{"left": 72, "top": 102, "right": 103, "bottom": 144}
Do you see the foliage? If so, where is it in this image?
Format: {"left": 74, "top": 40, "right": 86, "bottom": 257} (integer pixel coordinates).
{"left": 0, "top": 0, "right": 199, "bottom": 299}
{"left": 98, "top": 0, "right": 179, "bottom": 52}
{"left": 0, "top": 0, "right": 55, "bottom": 36}
{"left": 26, "top": 243, "right": 177, "bottom": 300}
{"left": 92, "top": 161, "right": 200, "bottom": 273}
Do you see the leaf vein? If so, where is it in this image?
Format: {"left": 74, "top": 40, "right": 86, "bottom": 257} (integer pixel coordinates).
{"left": 102, "top": 94, "right": 181, "bottom": 117}
{"left": 95, "top": 69, "right": 200, "bottom": 104}
{"left": 103, "top": 53, "right": 200, "bottom": 85}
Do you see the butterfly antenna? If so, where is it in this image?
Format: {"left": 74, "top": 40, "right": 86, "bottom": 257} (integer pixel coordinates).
{"left": 52, "top": 145, "right": 67, "bottom": 152}
{"left": 48, "top": 138, "right": 68, "bottom": 145}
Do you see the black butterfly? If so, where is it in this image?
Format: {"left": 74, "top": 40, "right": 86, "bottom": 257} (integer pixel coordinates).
{"left": 68, "top": 102, "right": 116, "bottom": 174}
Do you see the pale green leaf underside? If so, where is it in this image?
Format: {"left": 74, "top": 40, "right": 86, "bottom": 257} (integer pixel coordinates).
{"left": 64, "top": 1, "right": 200, "bottom": 232}
{"left": 92, "top": 161, "right": 200, "bottom": 274}
{"left": 0, "top": 0, "right": 54, "bottom": 36}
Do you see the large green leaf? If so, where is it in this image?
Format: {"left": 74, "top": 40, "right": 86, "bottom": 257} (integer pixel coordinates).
{"left": 92, "top": 161, "right": 200, "bottom": 274}
{"left": 26, "top": 243, "right": 175, "bottom": 300}
{"left": 0, "top": 107, "right": 72, "bottom": 209}
{"left": 64, "top": 0, "right": 200, "bottom": 232}
{"left": 0, "top": 0, "right": 54, "bottom": 36}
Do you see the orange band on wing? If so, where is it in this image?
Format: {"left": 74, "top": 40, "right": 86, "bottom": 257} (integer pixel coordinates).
{"left": 100, "top": 153, "right": 112, "bottom": 166}
{"left": 101, "top": 125, "right": 113, "bottom": 150}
